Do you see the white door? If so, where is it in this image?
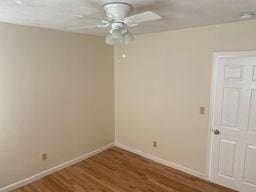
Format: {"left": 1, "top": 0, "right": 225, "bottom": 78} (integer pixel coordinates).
{"left": 210, "top": 52, "right": 256, "bottom": 192}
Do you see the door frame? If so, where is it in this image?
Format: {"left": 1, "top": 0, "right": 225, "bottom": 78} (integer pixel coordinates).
{"left": 207, "top": 51, "right": 256, "bottom": 185}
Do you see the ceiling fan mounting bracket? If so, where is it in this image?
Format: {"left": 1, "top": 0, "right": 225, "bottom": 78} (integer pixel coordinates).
{"left": 110, "top": 21, "right": 124, "bottom": 29}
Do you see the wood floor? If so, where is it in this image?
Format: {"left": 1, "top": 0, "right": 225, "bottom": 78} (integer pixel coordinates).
{"left": 13, "top": 147, "right": 237, "bottom": 192}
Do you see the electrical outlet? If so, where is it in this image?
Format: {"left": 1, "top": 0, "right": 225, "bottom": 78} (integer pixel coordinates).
{"left": 153, "top": 141, "right": 157, "bottom": 147}
{"left": 42, "top": 153, "right": 47, "bottom": 161}
{"left": 200, "top": 107, "right": 205, "bottom": 115}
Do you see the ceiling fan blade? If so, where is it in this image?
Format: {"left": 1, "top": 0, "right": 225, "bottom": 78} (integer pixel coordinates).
{"left": 123, "top": 11, "right": 162, "bottom": 25}
{"left": 68, "top": 24, "right": 107, "bottom": 30}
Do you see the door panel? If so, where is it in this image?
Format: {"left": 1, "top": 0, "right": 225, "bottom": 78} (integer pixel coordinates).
{"left": 222, "top": 88, "right": 241, "bottom": 128}
{"left": 225, "top": 66, "right": 243, "bottom": 81}
{"left": 253, "top": 66, "right": 256, "bottom": 81}
{"left": 211, "top": 53, "right": 256, "bottom": 192}
{"left": 248, "top": 89, "right": 256, "bottom": 133}
{"left": 243, "top": 145, "right": 256, "bottom": 186}
{"left": 218, "top": 139, "right": 236, "bottom": 178}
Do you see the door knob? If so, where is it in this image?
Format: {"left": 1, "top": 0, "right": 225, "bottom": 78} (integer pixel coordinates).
{"left": 214, "top": 129, "right": 220, "bottom": 135}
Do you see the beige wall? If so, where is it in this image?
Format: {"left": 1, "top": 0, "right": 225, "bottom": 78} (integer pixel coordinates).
{"left": 0, "top": 23, "right": 114, "bottom": 188}
{"left": 115, "top": 20, "right": 256, "bottom": 174}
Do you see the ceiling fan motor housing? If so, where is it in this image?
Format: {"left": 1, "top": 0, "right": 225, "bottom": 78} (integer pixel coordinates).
{"left": 104, "top": 2, "right": 132, "bottom": 29}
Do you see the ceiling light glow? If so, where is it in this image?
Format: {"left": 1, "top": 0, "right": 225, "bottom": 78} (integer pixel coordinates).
{"left": 14, "top": 0, "right": 23, "bottom": 5}
{"left": 72, "top": 14, "right": 84, "bottom": 18}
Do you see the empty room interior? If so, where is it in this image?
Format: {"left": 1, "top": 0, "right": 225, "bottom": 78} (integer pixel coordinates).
{"left": 1, "top": 0, "right": 256, "bottom": 192}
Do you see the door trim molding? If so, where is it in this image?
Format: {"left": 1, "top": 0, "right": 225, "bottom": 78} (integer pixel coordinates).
{"left": 207, "top": 51, "right": 256, "bottom": 183}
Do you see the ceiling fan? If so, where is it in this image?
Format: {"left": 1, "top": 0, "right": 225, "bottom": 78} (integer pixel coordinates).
{"left": 68, "top": 2, "right": 162, "bottom": 45}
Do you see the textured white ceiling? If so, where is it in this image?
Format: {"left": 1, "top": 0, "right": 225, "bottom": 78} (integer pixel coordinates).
{"left": 0, "top": 0, "right": 255, "bottom": 36}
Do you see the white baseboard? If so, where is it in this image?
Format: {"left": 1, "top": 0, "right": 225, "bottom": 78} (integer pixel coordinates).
{"left": 1, "top": 142, "right": 208, "bottom": 192}
{"left": 0, "top": 143, "right": 114, "bottom": 192}
{"left": 115, "top": 142, "right": 208, "bottom": 180}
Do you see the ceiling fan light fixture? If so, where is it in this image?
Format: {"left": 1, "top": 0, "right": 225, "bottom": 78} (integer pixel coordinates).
{"left": 105, "top": 28, "right": 134, "bottom": 46}
{"left": 68, "top": 2, "right": 162, "bottom": 46}
{"left": 123, "top": 30, "right": 135, "bottom": 45}
{"left": 105, "top": 32, "right": 114, "bottom": 45}
{"left": 105, "top": 31, "right": 123, "bottom": 45}
{"left": 110, "top": 29, "right": 123, "bottom": 39}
